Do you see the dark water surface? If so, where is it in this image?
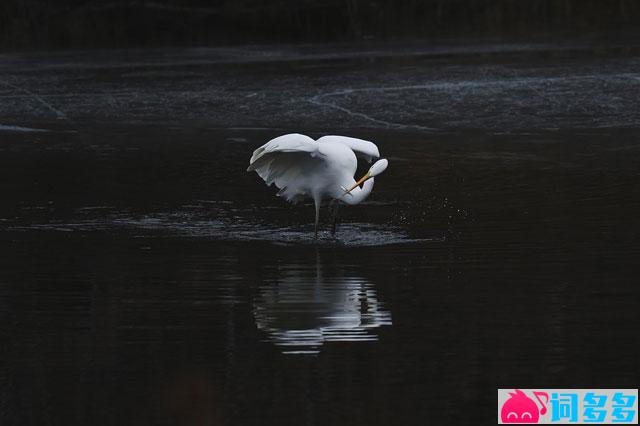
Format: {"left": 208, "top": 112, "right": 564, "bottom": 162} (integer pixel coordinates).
{"left": 1, "top": 45, "right": 640, "bottom": 425}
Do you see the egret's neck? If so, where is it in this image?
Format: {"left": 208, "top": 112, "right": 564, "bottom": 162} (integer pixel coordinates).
{"left": 340, "top": 177, "right": 374, "bottom": 205}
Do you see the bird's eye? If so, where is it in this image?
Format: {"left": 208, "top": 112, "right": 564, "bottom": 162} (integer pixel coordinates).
{"left": 522, "top": 412, "right": 532, "bottom": 419}
{"left": 507, "top": 412, "right": 518, "bottom": 419}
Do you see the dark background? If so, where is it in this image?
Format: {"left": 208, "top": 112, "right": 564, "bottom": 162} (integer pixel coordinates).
{"left": 2, "top": 2, "right": 640, "bottom": 426}
{"left": 2, "top": 0, "right": 640, "bottom": 50}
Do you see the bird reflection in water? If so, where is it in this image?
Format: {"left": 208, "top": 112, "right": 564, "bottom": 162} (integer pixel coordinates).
{"left": 253, "top": 251, "right": 392, "bottom": 354}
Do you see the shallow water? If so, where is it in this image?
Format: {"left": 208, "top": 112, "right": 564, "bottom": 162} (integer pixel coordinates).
{"left": 1, "top": 45, "right": 640, "bottom": 425}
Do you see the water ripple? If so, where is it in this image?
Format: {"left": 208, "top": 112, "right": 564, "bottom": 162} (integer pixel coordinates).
{"left": 6, "top": 204, "right": 429, "bottom": 247}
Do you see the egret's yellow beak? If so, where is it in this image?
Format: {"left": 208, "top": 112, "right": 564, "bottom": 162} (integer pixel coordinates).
{"left": 342, "top": 172, "right": 371, "bottom": 195}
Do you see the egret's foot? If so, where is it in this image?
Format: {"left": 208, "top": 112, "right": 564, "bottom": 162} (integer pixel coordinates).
{"left": 331, "top": 216, "right": 338, "bottom": 237}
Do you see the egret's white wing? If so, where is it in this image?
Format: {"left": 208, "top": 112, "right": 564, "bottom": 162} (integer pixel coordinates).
{"left": 247, "top": 133, "right": 325, "bottom": 202}
{"left": 249, "top": 133, "right": 318, "bottom": 165}
{"left": 316, "top": 135, "right": 380, "bottom": 163}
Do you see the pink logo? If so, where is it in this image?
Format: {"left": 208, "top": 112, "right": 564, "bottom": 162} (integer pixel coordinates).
{"left": 500, "top": 389, "right": 549, "bottom": 423}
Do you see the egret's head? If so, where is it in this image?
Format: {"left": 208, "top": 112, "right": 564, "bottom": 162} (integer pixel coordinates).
{"left": 343, "top": 159, "right": 388, "bottom": 195}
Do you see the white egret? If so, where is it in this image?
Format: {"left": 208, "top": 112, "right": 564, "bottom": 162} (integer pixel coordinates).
{"left": 247, "top": 133, "right": 389, "bottom": 238}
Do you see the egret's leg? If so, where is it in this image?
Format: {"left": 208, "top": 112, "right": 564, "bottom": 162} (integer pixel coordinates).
{"left": 330, "top": 200, "right": 340, "bottom": 237}
{"left": 314, "top": 197, "right": 320, "bottom": 239}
